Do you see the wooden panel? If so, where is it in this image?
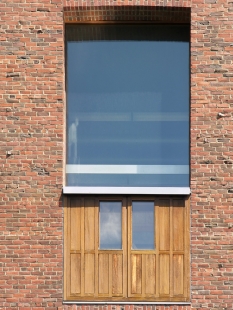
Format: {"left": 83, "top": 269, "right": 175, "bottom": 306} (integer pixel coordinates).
{"left": 145, "top": 254, "right": 156, "bottom": 295}
{"left": 70, "top": 254, "right": 81, "bottom": 294}
{"left": 131, "top": 254, "right": 142, "bottom": 294}
{"left": 84, "top": 199, "right": 95, "bottom": 251}
{"left": 84, "top": 253, "right": 95, "bottom": 294}
{"left": 159, "top": 254, "right": 170, "bottom": 295}
{"left": 98, "top": 254, "right": 109, "bottom": 294}
{"left": 70, "top": 199, "right": 81, "bottom": 251}
{"left": 159, "top": 200, "right": 170, "bottom": 251}
{"left": 173, "top": 255, "right": 184, "bottom": 296}
{"left": 112, "top": 254, "right": 123, "bottom": 295}
{"left": 173, "top": 200, "right": 184, "bottom": 251}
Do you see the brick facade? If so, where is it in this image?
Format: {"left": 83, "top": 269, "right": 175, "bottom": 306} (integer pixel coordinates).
{"left": 1, "top": 0, "right": 233, "bottom": 309}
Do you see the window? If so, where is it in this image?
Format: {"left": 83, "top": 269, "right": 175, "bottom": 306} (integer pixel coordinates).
{"left": 64, "top": 23, "right": 190, "bottom": 302}
{"left": 65, "top": 24, "right": 190, "bottom": 194}
{"left": 64, "top": 196, "right": 190, "bottom": 301}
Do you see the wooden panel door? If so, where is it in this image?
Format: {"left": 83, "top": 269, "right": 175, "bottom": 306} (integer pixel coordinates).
{"left": 64, "top": 195, "right": 190, "bottom": 302}
{"left": 64, "top": 196, "right": 127, "bottom": 301}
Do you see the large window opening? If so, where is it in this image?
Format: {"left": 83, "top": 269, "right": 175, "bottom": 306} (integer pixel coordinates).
{"left": 65, "top": 24, "right": 190, "bottom": 190}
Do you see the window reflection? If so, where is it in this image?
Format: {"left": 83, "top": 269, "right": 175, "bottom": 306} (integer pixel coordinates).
{"left": 99, "top": 201, "right": 122, "bottom": 249}
{"left": 132, "top": 201, "right": 154, "bottom": 250}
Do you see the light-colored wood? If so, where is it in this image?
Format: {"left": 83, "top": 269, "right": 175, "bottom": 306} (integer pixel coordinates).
{"left": 169, "top": 199, "right": 173, "bottom": 298}
{"left": 141, "top": 254, "right": 146, "bottom": 296}
{"left": 131, "top": 254, "right": 142, "bottom": 294}
{"left": 145, "top": 254, "right": 156, "bottom": 295}
{"left": 159, "top": 200, "right": 170, "bottom": 251}
{"left": 94, "top": 198, "right": 99, "bottom": 298}
{"left": 70, "top": 254, "right": 81, "bottom": 294}
{"left": 80, "top": 198, "right": 85, "bottom": 296}
{"left": 84, "top": 199, "right": 95, "bottom": 251}
{"left": 109, "top": 253, "right": 113, "bottom": 298}
{"left": 173, "top": 254, "right": 184, "bottom": 296}
{"left": 98, "top": 253, "right": 109, "bottom": 294}
{"left": 64, "top": 195, "right": 190, "bottom": 301}
{"left": 122, "top": 198, "right": 127, "bottom": 298}
{"left": 184, "top": 196, "right": 190, "bottom": 299}
{"left": 112, "top": 254, "right": 123, "bottom": 295}
{"left": 155, "top": 199, "right": 159, "bottom": 298}
{"left": 173, "top": 200, "right": 184, "bottom": 251}
{"left": 70, "top": 198, "right": 81, "bottom": 251}
{"left": 63, "top": 196, "right": 69, "bottom": 299}
{"left": 84, "top": 253, "right": 95, "bottom": 294}
{"left": 127, "top": 198, "right": 132, "bottom": 297}
{"left": 159, "top": 254, "right": 170, "bottom": 295}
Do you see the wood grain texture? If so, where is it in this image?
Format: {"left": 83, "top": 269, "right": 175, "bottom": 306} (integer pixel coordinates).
{"left": 112, "top": 254, "right": 123, "bottom": 295}
{"left": 84, "top": 253, "right": 95, "bottom": 294}
{"left": 145, "top": 254, "right": 156, "bottom": 295}
{"left": 98, "top": 253, "right": 109, "bottom": 294}
{"left": 159, "top": 200, "right": 170, "bottom": 251}
{"left": 131, "top": 254, "right": 142, "bottom": 294}
{"left": 70, "top": 254, "right": 81, "bottom": 294}
{"left": 173, "top": 254, "right": 184, "bottom": 296}
{"left": 84, "top": 199, "right": 95, "bottom": 251}
{"left": 159, "top": 254, "right": 170, "bottom": 295}
{"left": 70, "top": 199, "right": 81, "bottom": 251}
{"left": 65, "top": 195, "right": 190, "bottom": 301}
{"left": 173, "top": 200, "right": 184, "bottom": 251}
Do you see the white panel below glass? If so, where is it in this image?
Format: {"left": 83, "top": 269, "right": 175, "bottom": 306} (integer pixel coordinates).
{"left": 66, "top": 164, "right": 189, "bottom": 174}
{"left": 63, "top": 186, "right": 191, "bottom": 195}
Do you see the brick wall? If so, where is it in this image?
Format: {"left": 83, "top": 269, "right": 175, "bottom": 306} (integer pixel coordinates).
{"left": 1, "top": 0, "right": 233, "bottom": 309}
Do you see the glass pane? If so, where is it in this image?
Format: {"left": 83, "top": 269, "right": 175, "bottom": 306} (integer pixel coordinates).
{"left": 132, "top": 201, "right": 154, "bottom": 250}
{"left": 66, "top": 24, "right": 189, "bottom": 187}
{"left": 99, "top": 201, "right": 122, "bottom": 249}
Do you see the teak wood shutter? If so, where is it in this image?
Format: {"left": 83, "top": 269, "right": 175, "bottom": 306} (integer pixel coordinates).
{"left": 64, "top": 196, "right": 190, "bottom": 302}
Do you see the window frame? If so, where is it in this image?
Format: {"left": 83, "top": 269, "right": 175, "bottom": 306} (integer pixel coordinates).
{"left": 64, "top": 22, "right": 190, "bottom": 195}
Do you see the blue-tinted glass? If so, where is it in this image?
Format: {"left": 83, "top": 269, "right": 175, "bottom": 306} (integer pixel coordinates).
{"left": 66, "top": 25, "right": 189, "bottom": 187}
{"left": 99, "top": 202, "right": 122, "bottom": 249}
{"left": 132, "top": 202, "right": 154, "bottom": 250}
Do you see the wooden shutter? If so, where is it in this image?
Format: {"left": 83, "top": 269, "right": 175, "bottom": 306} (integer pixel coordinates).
{"left": 64, "top": 196, "right": 190, "bottom": 302}
{"left": 64, "top": 196, "right": 127, "bottom": 301}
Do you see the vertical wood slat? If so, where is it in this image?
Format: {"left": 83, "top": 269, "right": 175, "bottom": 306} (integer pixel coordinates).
{"left": 98, "top": 254, "right": 109, "bottom": 294}
{"left": 84, "top": 253, "right": 95, "bottom": 294}
{"left": 145, "top": 254, "right": 156, "bottom": 295}
{"left": 80, "top": 198, "right": 85, "bottom": 296}
{"left": 63, "top": 197, "right": 69, "bottom": 299}
{"left": 109, "top": 254, "right": 113, "bottom": 298}
{"left": 94, "top": 199, "right": 99, "bottom": 298}
{"left": 159, "top": 254, "right": 170, "bottom": 295}
{"left": 112, "top": 254, "right": 123, "bottom": 295}
{"left": 173, "top": 200, "right": 184, "bottom": 251}
{"left": 70, "top": 254, "right": 81, "bottom": 294}
{"left": 70, "top": 199, "right": 81, "bottom": 251}
{"left": 131, "top": 254, "right": 142, "bottom": 294}
{"left": 127, "top": 198, "right": 132, "bottom": 297}
{"left": 122, "top": 198, "right": 127, "bottom": 298}
{"left": 159, "top": 200, "right": 170, "bottom": 251}
{"left": 184, "top": 197, "right": 190, "bottom": 300}
{"left": 155, "top": 199, "right": 159, "bottom": 298}
{"left": 84, "top": 199, "right": 95, "bottom": 251}
{"left": 170, "top": 200, "right": 173, "bottom": 298}
{"left": 173, "top": 255, "right": 184, "bottom": 296}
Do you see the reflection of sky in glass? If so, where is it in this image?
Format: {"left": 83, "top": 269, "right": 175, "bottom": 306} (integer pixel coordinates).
{"left": 132, "top": 202, "right": 154, "bottom": 250}
{"left": 66, "top": 25, "right": 189, "bottom": 187}
{"left": 100, "top": 202, "right": 122, "bottom": 249}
